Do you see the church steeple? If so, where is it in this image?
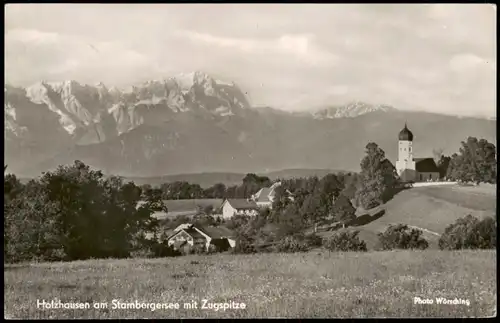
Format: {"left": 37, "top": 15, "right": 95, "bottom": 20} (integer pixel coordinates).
{"left": 398, "top": 122, "right": 414, "bottom": 141}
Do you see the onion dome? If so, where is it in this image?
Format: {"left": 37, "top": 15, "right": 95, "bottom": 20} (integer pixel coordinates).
{"left": 398, "top": 123, "right": 414, "bottom": 141}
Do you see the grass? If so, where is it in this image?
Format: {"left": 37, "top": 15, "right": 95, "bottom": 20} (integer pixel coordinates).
{"left": 4, "top": 250, "right": 496, "bottom": 319}
{"left": 344, "top": 184, "right": 497, "bottom": 250}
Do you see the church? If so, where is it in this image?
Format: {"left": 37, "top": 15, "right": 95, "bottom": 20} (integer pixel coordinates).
{"left": 395, "top": 123, "right": 440, "bottom": 183}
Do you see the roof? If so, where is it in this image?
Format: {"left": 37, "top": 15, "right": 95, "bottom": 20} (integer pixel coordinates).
{"left": 414, "top": 158, "right": 439, "bottom": 173}
{"left": 168, "top": 227, "right": 206, "bottom": 241}
{"left": 183, "top": 227, "right": 206, "bottom": 239}
{"left": 398, "top": 123, "right": 414, "bottom": 141}
{"left": 225, "top": 199, "right": 259, "bottom": 210}
{"left": 197, "top": 225, "right": 236, "bottom": 239}
{"left": 174, "top": 223, "right": 193, "bottom": 232}
{"left": 255, "top": 187, "right": 272, "bottom": 202}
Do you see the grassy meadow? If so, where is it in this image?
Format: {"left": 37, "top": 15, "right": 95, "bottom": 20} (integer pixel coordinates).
{"left": 345, "top": 184, "right": 497, "bottom": 250}
{"left": 4, "top": 250, "right": 496, "bottom": 319}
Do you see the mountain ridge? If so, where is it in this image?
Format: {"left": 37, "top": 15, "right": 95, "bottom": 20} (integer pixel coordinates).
{"left": 4, "top": 71, "right": 497, "bottom": 178}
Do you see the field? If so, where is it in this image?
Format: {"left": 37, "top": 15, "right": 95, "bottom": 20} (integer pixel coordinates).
{"left": 4, "top": 250, "right": 496, "bottom": 319}
{"left": 341, "top": 184, "right": 497, "bottom": 249}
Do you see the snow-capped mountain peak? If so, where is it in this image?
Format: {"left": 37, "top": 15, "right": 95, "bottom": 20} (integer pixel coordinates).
{"left": 312, "top": 101, "right": 396, "bottom": 119}
{"left": 5, "top": 72, "right": 251, "bottom": 141}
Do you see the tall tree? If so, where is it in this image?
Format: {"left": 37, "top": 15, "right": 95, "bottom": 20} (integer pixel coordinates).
{"left": 355, "top": 142, "right": 398, "bottom": 209}
{"left": 331, "top": 194, "right": 356, "bottom": 223}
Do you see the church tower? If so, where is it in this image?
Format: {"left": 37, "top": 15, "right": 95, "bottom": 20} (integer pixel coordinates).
{"left": 395, "top": 123, "right": 416, "bottom": 181}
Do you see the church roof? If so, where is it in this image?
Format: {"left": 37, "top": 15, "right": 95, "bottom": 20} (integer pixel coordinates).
{"left": 414, "top": 158, "right": 439, "bottom": 173}
{"left": 399, "top": 123, "right": 414, "bottom": 141}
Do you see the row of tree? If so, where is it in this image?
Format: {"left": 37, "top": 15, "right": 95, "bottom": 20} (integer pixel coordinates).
{"left": 141, "top": 173, "right": 273, "bottom": 200}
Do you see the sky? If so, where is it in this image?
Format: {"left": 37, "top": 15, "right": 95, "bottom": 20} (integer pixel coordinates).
{"left": 4, "top": 4, "right": 497, "bottom": 118}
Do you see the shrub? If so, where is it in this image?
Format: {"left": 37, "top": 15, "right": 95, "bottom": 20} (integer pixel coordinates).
{"left": 206, "top": 244, "right": 218, "bottom": 254}
{"left": 304, "top": 233, "right": 323, "bottom": 248}
{"left": 190, "top": 244, "right": 207, "bottom": 255}
{"left": 232, "top": 236, "right": 257, "bottom": 254}
{"left": 274, "top": 235, "right": 311, "bottom": 253}
{"left": 377, "top": 224, "right": 428, "bottom": 250}
{"left": 439, "top": 215, "right": 496, "bottom": 250}
{"left": 323, "top": 229, "right": 367, "bottom": 252}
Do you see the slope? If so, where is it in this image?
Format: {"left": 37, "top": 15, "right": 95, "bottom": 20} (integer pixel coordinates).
{"left": 320, "top": 184, "right": 496, "bottom": 250}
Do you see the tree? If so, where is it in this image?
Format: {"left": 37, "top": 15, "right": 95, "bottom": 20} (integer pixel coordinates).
{"left": 439, "top": 215, "right": 496, "bottom": 250}
{"left": 432, "top": 148, "right": 445, "bottom": 165}
{"left": 377, "top": 224, "right": 429, "bottom": 250}
{"left": 324, "top": 229, "right": 367, "bottom": 252}
{"left": 355, "top": 143, "right": 399, "bottom": 209}
{"left": 4, "top": 160, "right": 165, "bottom": 263}
{"left": 447, "top": 137, "right": 496, "bottom": 184}
{"left": 331, "top": 194, "right": 356, "bottom": 223}
{"left": 437, "top": 155, "right": 451, "bottom": 179}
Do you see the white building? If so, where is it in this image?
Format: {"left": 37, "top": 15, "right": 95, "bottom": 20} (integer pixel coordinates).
{"left": 220, "top": 199, "right": 259, "bottom": 219}
{"left": 395, "top": 123, "right": 440, "bottom": 182}
{"left": 250, "top": 181, "right": 294, "bottom": 209}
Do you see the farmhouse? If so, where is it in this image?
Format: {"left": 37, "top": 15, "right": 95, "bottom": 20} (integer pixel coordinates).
{"left": 250, "top": 181, "right": 294, "bottom": 209}
{"left": 220, "top": 199, "right": 259, "bottom": 219}
{"left": 166, "top": 224, "right": 236, "bottom": 252}
{"left": 395, "top": 123, "right": 440, "bottom": 182}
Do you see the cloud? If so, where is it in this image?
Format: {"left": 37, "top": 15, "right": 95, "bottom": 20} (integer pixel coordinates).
{"left": 3, "top": 4, "right": 496, "bottom": 118}
{"left": 5, "top": 28, "right": 151, "bottom": 85}
{"left": 5, "top": 28, "right": 60, "bottom": 45}
{"left": 179, "top": 30, "right": 338, "bottom": 67}
{"left": 449, "top": 53, "right": 492, "bottom": 72}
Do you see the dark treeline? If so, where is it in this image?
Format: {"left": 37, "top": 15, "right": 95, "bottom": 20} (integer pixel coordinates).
{"left": 141, "top": 173, "right": 272, "bottom": 200}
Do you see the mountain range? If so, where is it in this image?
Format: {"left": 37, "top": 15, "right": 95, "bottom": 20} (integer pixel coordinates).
{"left": 4, "top": 71, "right": 496, "bottom": 179}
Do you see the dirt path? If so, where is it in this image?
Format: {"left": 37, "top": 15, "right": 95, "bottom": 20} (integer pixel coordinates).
{"left": 405, "top": 225, "right": 440, "bottom": 236}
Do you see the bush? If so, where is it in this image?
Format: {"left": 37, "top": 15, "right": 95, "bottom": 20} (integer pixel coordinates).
{"left": 274, "top": 235, "right": 311, "bottom": 253}
{"left": 323, "top": 229, "right": 367, "bottom": 252}
{"left": 232, "top": 236, "right": 257, "bottom": 254}
{"left": 439, "top": 215, "right": 496, "bottom": 250}
{"left": 304, "top": 233, "right": 323, "bottom": 248}
{"left": 377, "top": 224, "right": 428, "bottom": 250}
{"left": 190, "top": 244, "right": 207, "bottom": 255}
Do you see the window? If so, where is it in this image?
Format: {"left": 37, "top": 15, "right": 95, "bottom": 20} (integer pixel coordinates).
{"left": 429, "top": 174, "right": 432, "bottom": 180}
{"left": 420, "top": 174, "right": 423, "bottom": 181}
{"left": 409, "top": 147, "right": 412, "bottom": 152}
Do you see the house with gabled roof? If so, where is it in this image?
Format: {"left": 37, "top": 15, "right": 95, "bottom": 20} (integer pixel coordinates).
{"left": 250, "top": 181, "right": 294, "bottom": 209}
{"left": 166, "top": 223, "right": 236, "bottom": 252}
{"left": 219, "top": 199, "right": 259, "bottom": 219}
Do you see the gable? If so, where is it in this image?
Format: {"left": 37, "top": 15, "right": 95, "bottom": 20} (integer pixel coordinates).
{"left": 168, "top": 229, "right": 193, "bottom": 242}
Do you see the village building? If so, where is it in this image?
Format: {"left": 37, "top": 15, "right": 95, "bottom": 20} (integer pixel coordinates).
{"left": 250, "top": 181, "right": 294, "bottom": 209}
{"left": 219, "top": 199, "right": 259, "bottom": 219}
{"left": 166, "top": 224, "right": 236, "bottom": 253}
{"left": 396, "top": 123, "right": 440, "bottom": 182}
